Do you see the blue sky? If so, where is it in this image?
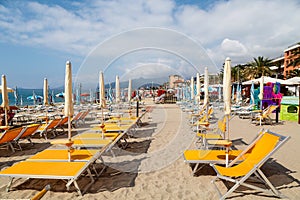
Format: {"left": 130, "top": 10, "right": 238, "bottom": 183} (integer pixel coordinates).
{"left": 1, "top": 0, "right": 300, "bottom": 90}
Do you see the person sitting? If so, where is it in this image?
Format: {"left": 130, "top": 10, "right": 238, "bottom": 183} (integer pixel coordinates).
{"left": 7, "top": 109, "right": 15, "bottom": 125}
{"left": 0, "top": 108, "right": 15, "bottom": 126}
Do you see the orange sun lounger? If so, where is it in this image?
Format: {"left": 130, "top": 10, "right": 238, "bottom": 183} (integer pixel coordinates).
{"left": 0, "top": 144, "right": 110, "bottom": 196}
{"left": 0, "top": 161, "right": 93, "bottom": 196}
{"left": 210, "top": 131, "right": 290, "bottom": 199}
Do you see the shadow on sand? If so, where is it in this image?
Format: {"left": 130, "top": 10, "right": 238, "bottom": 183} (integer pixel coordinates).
{"left": 216, "top": 158, "right": 300, "bottom": 199}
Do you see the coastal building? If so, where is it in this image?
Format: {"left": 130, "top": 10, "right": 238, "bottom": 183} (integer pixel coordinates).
{"left": 169, "top": 75, "right": 184, "bottom": 89}
{"left": 283, "top": 43, "right": 300, "bottom": 77}
{"left": 270, "top": 56, "right": 284, "bottom": 79}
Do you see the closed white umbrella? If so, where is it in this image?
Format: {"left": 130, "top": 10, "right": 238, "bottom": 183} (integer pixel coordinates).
{"left": 223, "top": 57, "right": 232, "bottom": 167}
{"left": 128, "top": 79, "right": 132, "bottom": 103}
{"left": 20, "top": 95, "right": 23, "bottom": 106}
{"left": 43, "top": 78, "right": 49, "bottom": 122}
{"left": 1, "top": 75, "right": 9, "bottom": 126}
{"left": 89, "top": 89, "right": 93, "bottom": 103}
{"left": 196, "top": 73, "right": 201, "bottom": 103}
{"left": 51, "top": 90, "right": 55, "bottom": 104}
{"left": 231, "top": 85, "right": 235, "bottom": 102}
{"left": 99, "top": 71, "right": 106, "bottom": 139}
{"left": 64, "top": 61, "right": 74, "bottom": 142}
{"left": 236, "top": 83, "right": 241, "bottom": 105}
{"left": 223, "top": 58, "right": 232, "bottom": 117}
{"left": 99, "top": 71, "right": 106, "bottom": 109}
{"left": 218, "top": 84, "right": 222, "bottom": 102}
{"left": 250, "top": 82, "right": 255, "bottom": 105}
{"left": 258, "top": 76, "right": 264, "bottom": 109}
{"left": 115, "top": 75, "right": 120, "bottom": 103}
{"left": 43, "top": 78, "right": 49, "bottom": 106}
{"left": 190, "top": 76, "right": 194, "bottom": 100}
{"left": 33, "top": 90, "right": 36, "bottom": 106}
{"left": 203, "top": 67, "right": 209, "bottom": 107}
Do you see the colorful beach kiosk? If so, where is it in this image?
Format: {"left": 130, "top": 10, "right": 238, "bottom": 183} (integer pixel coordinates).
{"left": 280, "top": 96, "right": 299, "bottom": 122}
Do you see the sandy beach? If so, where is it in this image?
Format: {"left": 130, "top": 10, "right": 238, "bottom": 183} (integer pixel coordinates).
{"left": 0, "top": 101, "right": 300, "bottom": 200}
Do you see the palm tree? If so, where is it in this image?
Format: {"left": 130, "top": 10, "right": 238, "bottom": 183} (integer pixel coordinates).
{"left": 232, "top": 64, "right": 247, "bottom": 83}
{"left": 218, "top": 63, "right": 224, "bottom": 84}
{"left": 243, "top": 56, "right": 273, "bottom": 79}
{"left": 231, "top": 65, "right": 239, "bottom": 83}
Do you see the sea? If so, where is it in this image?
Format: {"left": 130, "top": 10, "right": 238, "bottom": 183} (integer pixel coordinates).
{"left": 0, "top": 88, "right": 65, "bottom": 107}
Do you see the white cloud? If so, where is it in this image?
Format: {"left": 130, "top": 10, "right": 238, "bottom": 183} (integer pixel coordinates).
{"left": 221, "top": 38, "right": 248, "bottom": 56}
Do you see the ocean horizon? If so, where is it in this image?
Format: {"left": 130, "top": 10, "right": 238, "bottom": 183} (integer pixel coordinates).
{"left": 1, "top": 88, "right": 65, "bottom": 106}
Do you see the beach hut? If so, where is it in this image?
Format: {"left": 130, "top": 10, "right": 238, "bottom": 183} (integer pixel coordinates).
{"left": 280, "top": 96, "right": 299, "bottom": 122}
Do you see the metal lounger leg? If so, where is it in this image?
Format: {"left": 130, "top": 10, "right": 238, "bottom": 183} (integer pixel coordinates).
{"left": 192, "top": 163, "right": 199, "bottom": 175}
{"left": 8, "top": 142, "right": 15, "bottom": 152}
{"left": 211, "top": 176, "right": 223, "bottom": 199}
{"left": 73, "top": 180, "right": 83, "bottom": 196}
{"left": 96, "top": 156, "right": 107, "bottom": 176}
{"left": 6, "top": 177, "right": 14, "bottom": 192}
{"left": 257, "top": 168, "right": 283, "bottom": 197}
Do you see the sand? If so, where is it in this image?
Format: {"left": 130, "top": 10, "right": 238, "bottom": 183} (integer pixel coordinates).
{"left": 0, "top": 102, "right": 300, "bottom": 200}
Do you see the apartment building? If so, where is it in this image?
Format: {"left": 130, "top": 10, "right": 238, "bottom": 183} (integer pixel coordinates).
{"left": 283, "top": 43, "right": 300, "bottom": 77}
{"left": 169, "top": 75, "right": 184, "bottom": 89}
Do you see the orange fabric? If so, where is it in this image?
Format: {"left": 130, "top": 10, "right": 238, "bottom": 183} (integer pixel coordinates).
{"left": 215, "top": 133, "right": 279, "bottom": 177}
{"left": 0, "top": 161, "right": 85, "bottom": 177}
{"left": 0, "top": 127, "right": 23, "bottom": 143}
{"left": 184, "top": 149, "right": 246, "bottom": 161}
{"left": 20, "top": 124, "right": 40, "bottom": 138}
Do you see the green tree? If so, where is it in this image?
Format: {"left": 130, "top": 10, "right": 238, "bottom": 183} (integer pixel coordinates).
{"left": 243, "top": 56, "right": 273, "bottom": 79}
{"left": 232, "top": 64, "right": 247, "bottom": 83}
